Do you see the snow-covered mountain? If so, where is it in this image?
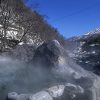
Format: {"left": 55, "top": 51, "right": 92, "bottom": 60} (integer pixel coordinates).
{"left": 85, "top": 28, "right": 100, "bottom": 35}
{"left": 66, "top": 28, "right": 100, "bottom": 75}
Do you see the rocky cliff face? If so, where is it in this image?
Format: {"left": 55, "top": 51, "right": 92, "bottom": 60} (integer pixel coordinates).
{"left": 1, "top": 40, "right": 100, "bottom": 100}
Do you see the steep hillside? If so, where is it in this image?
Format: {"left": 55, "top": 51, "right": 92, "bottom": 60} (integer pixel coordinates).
{"left": 0, "top": 0, "right": 66, "bottom": 52}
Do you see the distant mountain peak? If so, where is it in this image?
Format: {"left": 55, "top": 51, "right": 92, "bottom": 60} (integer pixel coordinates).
{"left": 85, "top": 28, "right": 100, "bottom": 35}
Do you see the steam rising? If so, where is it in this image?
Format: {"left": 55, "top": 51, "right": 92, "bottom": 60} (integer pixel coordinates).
{"left": 0, "top": 52, "right": 98, "bottom": 100}
{"left": 0, "top": 56, "right": 56, "bottom": 99}
{"left": 0, "top": 55, "right": 73, "bottom": 99}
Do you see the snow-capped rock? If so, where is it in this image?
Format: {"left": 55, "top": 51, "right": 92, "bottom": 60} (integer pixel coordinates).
{"left": 6, "top": 84, "right": 84, "bottom": 100}
{"left": 46, "top": 85, "right": 65, "bottom": 98}
{"left": 29, "top": 91, "right": 53, "bottom": 100}
{"left": 6, "top": 82, "right": 98, "bottom": 100}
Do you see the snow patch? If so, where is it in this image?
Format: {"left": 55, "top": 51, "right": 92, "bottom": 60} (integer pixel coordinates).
{"left": 47, "top": 85, "right": 65, "bottom": 98}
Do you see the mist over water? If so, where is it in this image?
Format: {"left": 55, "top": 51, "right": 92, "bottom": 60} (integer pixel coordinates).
{"left": 0, "top": 52, "right": 98, "bottom": 100}
{"left": 0, "top": 56, "right": 62, "bottom": 99}
{"left": 0, "top": 55, "right": 72, "bottom": 99}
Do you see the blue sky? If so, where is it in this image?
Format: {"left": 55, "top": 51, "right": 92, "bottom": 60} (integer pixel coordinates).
{"left": 25, "top": 0, "right": 100, "bottom": 38}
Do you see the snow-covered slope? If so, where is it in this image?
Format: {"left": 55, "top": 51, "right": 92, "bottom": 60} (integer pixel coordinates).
{"left": 66, "top": 28, "right": 100, "bottom": 75}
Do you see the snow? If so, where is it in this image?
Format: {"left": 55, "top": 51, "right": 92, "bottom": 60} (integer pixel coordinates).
{"left": 58, "top": 57, "right": 66, "bottom": 66}
{"left": 29, "top": 91, "right": 53, "bottom": 100}
{"left": 92, "top": 51, "right": 96, "bottom": 54}
{"left": 90, "top": 44, "right": 100, "bottom": 47}
{"left": 90, "top": 44, "right": 96, "bottom": 47}
{"left": 80, "top": 42, "right": 85, "bottom": 46}
{"left": 7, "top": 92, "right": 18, "bottom": 100}
{"left": 85, "top": 28, "right": 100, "bottom": 35}
{"left": 18, "top": 42, "right": 24, "bottom": 45}
{"left": 85, "top": 61, "right": 90, "bottom": 64}
{"left": 47, "top": 85, "right": 65, "bottom": 98}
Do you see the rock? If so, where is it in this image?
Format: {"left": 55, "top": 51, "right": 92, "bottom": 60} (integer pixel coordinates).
{"left": 6, "top": 84, "right": 84, "bottom": 100}
{"left": 6, "top": 92, "right": 31, "bottom": 100}
{"left": 29, "top": 91, "right": 53, "bottom": 100}
{"left": 32, "top": 40, "right": 63, "bottom": 68}
{"left": 6, "top": 92, "right": 18, "bottom": 100}
{"left": 46, "top": 85, "right": 65, "bottom": 98}
{"left": 32, "top": 40, "right": 86, "bottom": 77}
{"left": 59, "top": 84, "right": 84, "bottom": 100}
{"left": 1, "top": 44, "right": 36, "bottom": 62}
{"left": 46, "top": 84, "right": 84, "bottom": 100}
{"left": 65, "top": 83, "right": 84, "bottom": 94}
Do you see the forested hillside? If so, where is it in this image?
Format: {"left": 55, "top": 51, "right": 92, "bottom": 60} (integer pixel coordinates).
{"left": 0, "top": 0, "right": 66, "bottom": 52}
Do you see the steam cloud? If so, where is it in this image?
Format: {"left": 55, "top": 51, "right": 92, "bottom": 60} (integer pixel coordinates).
{"left": 0, "top": 56, "right": 56, "bottom": 100}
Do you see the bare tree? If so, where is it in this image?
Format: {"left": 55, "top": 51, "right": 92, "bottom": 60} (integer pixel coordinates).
{"left": 0, "top": 0, "right": 37, "bottom": 50}
{"left": 0, "top": 0, "right": 21, "bottom": 51}
{"left": 0, "top": 0, "right": 66, "bottom": 52}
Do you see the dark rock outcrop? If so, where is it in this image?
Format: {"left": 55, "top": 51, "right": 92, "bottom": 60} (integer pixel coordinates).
{"left": 32, "top": 40, "right": 63, "bottom": 68}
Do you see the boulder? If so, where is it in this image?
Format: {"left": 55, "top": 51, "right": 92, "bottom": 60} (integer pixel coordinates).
{"left": 6, "top": 84, "right": 84, "bottom": 100}
{"left": 46, "top": 85, "right": 65, "bottom": 98}
{"left": 29, "top": 91, "right": 53, "bottom": 100}
{"left": 1, "top": 44, "right": 36, "bottom": 62}
{"left": 6, "top": 92, "right": 31, "bottom": 100}
{"left": 6, "top": 92, "right": 18, "bottom": 100}
{"left": 32, "top": 40, "right": 62, "bottom": 68}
